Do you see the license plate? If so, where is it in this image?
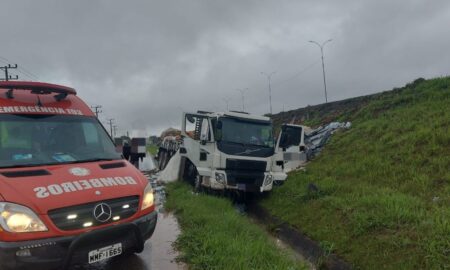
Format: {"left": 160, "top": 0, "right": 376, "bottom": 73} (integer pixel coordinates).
{"left": 237, "top": 184, "right": 247, "bottom": 190}
{"left": 88, "top": 243, "right": 122, "bottom": 264}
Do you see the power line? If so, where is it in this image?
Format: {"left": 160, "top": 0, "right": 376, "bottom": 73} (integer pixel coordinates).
{"left": 15, "top": 68, "right": 38, "bottom": 81}
{"left": 272, "top": 59, "right": 321, "bottom": 87}
{"left": 91, "top": 105, "right": 102, "bottom": 117}
{"left": 0, "top": 56, "right": 39, "bottom": 80}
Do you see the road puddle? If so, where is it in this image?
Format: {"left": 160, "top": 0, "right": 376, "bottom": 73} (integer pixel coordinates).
{"left": 145, "top": 211, "right": 185, "bottom": 270}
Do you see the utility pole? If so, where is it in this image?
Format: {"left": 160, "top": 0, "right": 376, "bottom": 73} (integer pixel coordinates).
{"left": 107, "top": 118, "right": 114, "bottom": 137}
{"left": 235, "top": 88, "right": 248, "bottom": 112}
{"left": 113, "top": 125, "right": 118, "bottom": 138}
{"left": 261, "top": 71, "right": 276, "bottom": 115}
{"left": 309, "top": 39, "right": 332, "bottom": 103}
{"left": 91, "top": 105, "right": 102, "bottom": 118}
{"left": 0, "top": 64, "right": 19, "bottom": 81}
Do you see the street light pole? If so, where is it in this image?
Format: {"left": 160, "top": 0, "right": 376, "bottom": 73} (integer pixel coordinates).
{"left": 235, "top": 88, "right": 248, "bottom": 112}
{"left": 309, "top": 39, "right": 332, "bottom": 103}
{"left": 223, "top": 97, "right": 231, "bottom": 111}
{"left": 261, "top": 71, "right": 276, "bottom": 115}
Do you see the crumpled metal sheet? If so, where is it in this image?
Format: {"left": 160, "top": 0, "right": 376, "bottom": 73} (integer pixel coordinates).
{"left": 304, "top": 122, "right": 351, "bottom": 159}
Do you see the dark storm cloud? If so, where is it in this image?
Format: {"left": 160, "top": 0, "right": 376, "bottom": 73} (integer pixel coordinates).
{"left": 1, "top": 0, "right": 449, "bottom": 136}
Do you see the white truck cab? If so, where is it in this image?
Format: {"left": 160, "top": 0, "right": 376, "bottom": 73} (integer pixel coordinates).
{"left": 273, "top": 124, "right": 307, "bottom": 174}
{"left": 180, "top": 111, "right": 286, "bottom": 193}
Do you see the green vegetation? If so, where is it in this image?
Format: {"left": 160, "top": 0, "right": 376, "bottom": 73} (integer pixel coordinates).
{"left": 262, "top": 77, "right": 450, "bottom": 269}
{"left": 166, "top": 182, "right": 307, "bottom": 270}
{"left": 147, "top": 144, "right": 158, "bottom": 155}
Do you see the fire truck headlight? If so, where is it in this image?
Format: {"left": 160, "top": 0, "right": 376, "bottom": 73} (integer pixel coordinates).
{"left": 141, "top": 183, "right": 154, "bottom": 210}
{"left": 0, "top": 203, "right": 48, "bottom": 233}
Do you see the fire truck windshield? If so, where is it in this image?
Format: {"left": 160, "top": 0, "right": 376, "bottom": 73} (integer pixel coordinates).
{"left": 0, "top": 114, "right": 121, "bottom": 168}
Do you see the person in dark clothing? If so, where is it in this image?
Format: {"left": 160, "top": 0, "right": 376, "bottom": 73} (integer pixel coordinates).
{"left": 129, "top": 152, "right": 140, "bottom": 168}
{"left": 122, "top": 142, "right": 131, "bottom": 161}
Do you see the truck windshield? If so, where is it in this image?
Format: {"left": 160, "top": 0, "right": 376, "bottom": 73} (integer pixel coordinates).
{"left": 218, "top": 117, "right": 274, "bottom": 147}
{"left": 0, "top": 114, "right": 121, "bottom": 168}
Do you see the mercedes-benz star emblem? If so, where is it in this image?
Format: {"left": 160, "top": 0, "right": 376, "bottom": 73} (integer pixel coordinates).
{"left": 93, "top": 203, "right": 112, "bottom": 223}
{"left": 69, "top": 167, "right": 91, "bottom": 176}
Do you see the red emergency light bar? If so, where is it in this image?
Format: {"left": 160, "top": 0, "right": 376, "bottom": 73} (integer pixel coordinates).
{"left": 0, "top": 81, "right": 77, "bottom": 95}
{"left": 0, "top": 81, "right": 76, "bottom": 101}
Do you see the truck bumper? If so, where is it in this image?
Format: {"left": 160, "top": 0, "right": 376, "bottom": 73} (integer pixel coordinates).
{"left": 0, "top": 211, "right": 157, "bottom": 270}
{"left": 209, "top": 170, "right": 273, "bottom": 192}
{"left": 272, "top": 172, "right": 287, "bottom": 181}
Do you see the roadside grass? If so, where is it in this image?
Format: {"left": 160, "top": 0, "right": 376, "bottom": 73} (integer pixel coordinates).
{"left": 147, "top": 144, "right": 158, "bottom": 155}
{"left": 262, "top": 77, "right": 450, "bottom": 269}
{"left": 165, "top": 181, "right": 308, "bottom": 270}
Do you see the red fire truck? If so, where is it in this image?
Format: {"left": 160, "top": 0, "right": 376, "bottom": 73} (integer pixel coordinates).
{"left": 0, "top": 81, "right": 157, "bottom": 269}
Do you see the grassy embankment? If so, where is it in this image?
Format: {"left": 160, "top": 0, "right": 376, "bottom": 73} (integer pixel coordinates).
{"left": 261, "top": 77, "right": 450, "bottom": 269}
{"left": 147, "top": 144, "right": 159, "bottom": 155}
{"left": 166, "top": 182, "right": 308, "bottom": 270}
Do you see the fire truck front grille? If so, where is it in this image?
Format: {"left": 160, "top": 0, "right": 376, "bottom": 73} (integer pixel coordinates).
{"left": 48, "top": 196, "right": 140, "bottom": 231}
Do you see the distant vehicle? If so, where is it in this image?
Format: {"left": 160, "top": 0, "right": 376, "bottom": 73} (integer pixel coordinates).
{"left": 179, "top": 111, "right": 286, "bottom": 193}
{"left": 0, "top": 81, "right": 157, "bottom": 270}
{"left": 272, "top": 124, "right": 307, "bottom": 175}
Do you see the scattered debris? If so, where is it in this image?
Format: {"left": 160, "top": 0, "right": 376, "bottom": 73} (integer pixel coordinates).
{"left": 142, "top": 171, "right": 166, "bottom": 211}
{"left": 304, "top": 121, "right": 352, "bottom": 159}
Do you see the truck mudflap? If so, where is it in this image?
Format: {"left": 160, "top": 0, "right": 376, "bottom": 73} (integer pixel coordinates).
{"left": 0, "top": 211, "right": 157, "bottom": 270}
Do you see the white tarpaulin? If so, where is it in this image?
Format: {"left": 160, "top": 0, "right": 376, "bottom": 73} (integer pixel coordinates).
{"left": 138, "top": 154, "right": 157, "bottom": 171}
{"left": 305, "top": 121, "right": 351, "bottom": 159}
{"left": 157, "top": 151, "right": 181, "bottom": 183}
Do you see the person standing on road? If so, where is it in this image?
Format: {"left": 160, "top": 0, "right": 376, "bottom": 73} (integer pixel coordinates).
{"left": 123, "top": 141, "right": 131, "bottom": 160}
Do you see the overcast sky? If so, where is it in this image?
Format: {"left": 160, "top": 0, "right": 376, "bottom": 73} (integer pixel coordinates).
{"left": 1, "top": 0, "right": 449, "bottom": 136}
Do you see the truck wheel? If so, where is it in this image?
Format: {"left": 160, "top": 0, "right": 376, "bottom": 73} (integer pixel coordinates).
{"left": 182, "top": 161, "right": 197, "bottom": 185}
{"left": 194, "top": 175, "right": 203, "bottom": 193}
{"left": 273, "top": 180, "right": 284, "bottom": 186}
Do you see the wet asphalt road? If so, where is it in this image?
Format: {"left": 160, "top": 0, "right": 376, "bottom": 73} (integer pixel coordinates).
{"left": 72, "top": 212, "right": 185, "bottom": 270}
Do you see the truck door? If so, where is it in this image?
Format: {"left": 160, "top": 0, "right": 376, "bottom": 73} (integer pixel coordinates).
{"left": 275, "top": 124, "right": 306, "bottom": 172}
{"left": 181, "top": 113, "right": 214, "bottom": 177}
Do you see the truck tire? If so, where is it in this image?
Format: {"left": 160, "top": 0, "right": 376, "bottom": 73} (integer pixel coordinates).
{"left": 194, "top": 174, "right": 203, "bottom": 193}
{"left": 183, "top": 160, "right": 197, "bottom": 185}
